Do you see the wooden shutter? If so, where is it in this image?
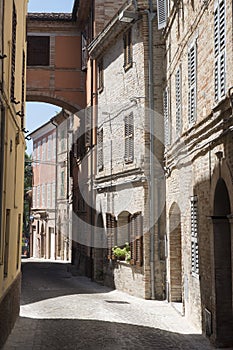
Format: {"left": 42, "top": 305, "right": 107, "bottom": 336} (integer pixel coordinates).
{"left": 191, "top": 196, "right": 199, "bottom": 275}
{"left": 163, "top": 88, "right": 170, "bottom": 146}
{"left": 214, "top": 0, "right": 226, "bottom": 101}
{"left": 97, "top": 59, "right": 104, "bottom": 91}
{"left": 123, "top": 30, "right": 132, "bottom": 70}
{"left": 97, "top": 128, "right": 103, "bottom": 171}
{"left": 106, "top": 213, "right": 117, "bottom": 259}
{"left": 188, "top": 43, "right": 197, "bottom": 124}
{"left": 85, "top": 107, "right": 92, "bottom": 148}
{"left": 175, "top": 66, "right": 182, "bottom": 135}
{"left": 124, "top": 112, "right": 134, "bottom": 162}
{"left": 20, "top": 51, "right": 25, "bottom": 128}
{"left": 11, "top": 2, "right": 17, "bottom": 102}
{"left": 157, "top": 0, "right": 167, "bottom": 30}
{"left": 130, "top": 213, "right": 143, "bottom": 266}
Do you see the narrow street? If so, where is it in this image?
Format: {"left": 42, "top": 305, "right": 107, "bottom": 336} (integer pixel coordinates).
{"left": 3, "top": 259, "right": 216, "bottom": 350}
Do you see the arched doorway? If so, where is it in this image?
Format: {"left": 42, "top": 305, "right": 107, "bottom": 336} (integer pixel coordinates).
{"left": 169, "top": 203, "right": 182, "bottom": 304}
{"left": 213, "top": 178, "right": 233, "bottom": 346}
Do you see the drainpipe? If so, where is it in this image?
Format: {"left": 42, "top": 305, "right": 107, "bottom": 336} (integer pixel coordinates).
{"left": 147, "top": 0, "right": 156, "bottom": 300}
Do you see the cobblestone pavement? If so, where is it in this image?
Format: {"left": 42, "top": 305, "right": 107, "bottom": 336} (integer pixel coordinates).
{"left": 3, "top": 258, "right": 218, "bottom": 350}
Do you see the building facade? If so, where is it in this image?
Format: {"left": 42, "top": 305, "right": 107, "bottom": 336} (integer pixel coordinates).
{"left": 0, "top": 0, "right": 28, "bottom": 346}
{"left": 30, "top": 110, "right": 73, "bottom": 262}
{"left": 162, "top": 0, "right": 233, "bottom": 346}
{"left": 30, "top": 121, "right": 57, "bottom": 259}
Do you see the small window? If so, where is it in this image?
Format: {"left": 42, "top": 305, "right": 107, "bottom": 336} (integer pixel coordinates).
{"left": 27, "top": 36, "right": 50, "bottom": 66}
{"left": 60, "top": 171, "right": 65, "bottom": 197}
{"left": 81, "top": 31, "right": 88, "bottom": 71}
{"left": 124, "top": 112, "right": 134, "bottom": 163}
{"left": 97, "top": 58, "right": 104, "bottom": 92}
{"left": 157, "top": 0, "right": 167, "bottom": 29}
{"left": 191, "top": 195, "right": 199, "bottom": 275}
{"left": 97, "top": 128, "right": 103, "bottom": 171}
{"left": 123, "top": 29, "right": 132, "bottom": 71}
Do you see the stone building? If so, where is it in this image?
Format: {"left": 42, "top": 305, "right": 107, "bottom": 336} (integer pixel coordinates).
{"left": 71, "top": 0, "right": 166, "bottom": 300}
{"left": 0, "top": 0, "right": 28, "bottom": 346}
{"left": 161, "top": 0, "right": 233, "bottom": 346}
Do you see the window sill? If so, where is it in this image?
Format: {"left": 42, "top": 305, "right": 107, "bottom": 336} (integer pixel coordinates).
{"left": 124, "top": 62, "right": 132, "bottom": 72}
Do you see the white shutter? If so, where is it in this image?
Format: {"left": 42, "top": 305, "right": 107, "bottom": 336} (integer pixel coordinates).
{"left": 188, "top": 43, "right": 197, "bottom": 124}
{"left": 175, "top": 67, "right": 182, "bottom": 135}
{"left": 157, "top": 0, "right": 167, "bottom": 29}
{"left": 214, "top": 0, "right": 226, "bottom": 101}
{"left": 191, "top": 196, "right": 199, "bottom": 275}
{"left": 163, "top": 87, "right": 170, "bottom": 146}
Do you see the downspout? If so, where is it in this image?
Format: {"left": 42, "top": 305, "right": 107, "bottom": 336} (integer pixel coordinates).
{"left": 147, "top": 0, "right": 156, "bottom": 300}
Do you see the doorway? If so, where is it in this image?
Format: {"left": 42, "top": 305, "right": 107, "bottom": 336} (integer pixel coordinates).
{"left": 213, "top": 178, "right": 233, "bottom": 346}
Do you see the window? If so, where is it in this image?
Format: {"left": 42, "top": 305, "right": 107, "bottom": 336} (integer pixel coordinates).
{"left": 97, "top": 128, "right": 103, "bottom": 171}
{"left": 188, "top": 42, "right": 197, "bottom": 124}
{"left": 37, "top": 141, "right": 41, "bottom": 165}
{"left": 60, "top": 129, "right": 65, "bottom": 152}
{"left": 27, "top": 36, "right": 50, "bottom": 66}
{"left": 157, "top": 0, "right": 167, "bottom": 29}
{"left": 52, "top": 182, "right": 55, "bottom": 209}
{"left": 81, "top": 30, "right": 88, "bottom": 71}
{"left": 124, "top": 112, "right": 134, "bottom": 163}
{"left": 85, "top": 107, "right": 92, "bottom": 148}
{"left": 42, "top": 138, "right": 46, "bottom": 161}
{"left": 42, "top": 184, "right": 45, "bottom": 208}
{"left": 11, "top": 2, "right": 17, "bottom": 102}
{"left": 175, "top": 66, "right": 182, "bottom": 135}
{"left": 214, "top": 0, "right": 226, "bottom": 101}
{"left": 33, "top": 186, "right": 36, "bottom": 208}
{"left": 97, "top": 58, "right": 104, "bottom": 92}
{"left": 106, "top": 213, "right": 117, "bottom": 259}
{"left": 191, "top": 196, "right": 199, "bottom": 275}
{"left": 20, "top": 51, "right": 25, "bottom": 128}
{"left": 130, "top": 212, "right": 143, "bottom": 266}
{"left": 47, "top": 183, "right": 51, "bottom": 208}
{"left": 123, "top": 29, "right": 132, "bottom": 70}
{"left": 61, "top": 171, "right": 65, "bottom": 197}
{"left": 47, "top": 135, "right": 52, "bottom": 161}
{"left": 37, "top": 185, "right": 40, "bottom": 207}
{"left": 163, "top": 87, "right": 170, "bottom": 146}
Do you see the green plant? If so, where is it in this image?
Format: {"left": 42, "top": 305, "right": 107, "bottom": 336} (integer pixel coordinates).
{"left": 112, "top": 242, "right": 131, "bottom": 262}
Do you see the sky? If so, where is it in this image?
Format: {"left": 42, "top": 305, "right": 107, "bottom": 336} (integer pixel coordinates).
{"left": 26, "top": 0, "right": 75, "bottom": 155}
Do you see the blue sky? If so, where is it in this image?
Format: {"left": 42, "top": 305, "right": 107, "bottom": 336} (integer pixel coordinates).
{"left": 26, "top": 0, "right": 75, "bottom": 155}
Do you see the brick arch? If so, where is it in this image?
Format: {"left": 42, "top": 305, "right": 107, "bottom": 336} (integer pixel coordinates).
{"left": 26, "top": 92, "right": 82, "bottom": 114}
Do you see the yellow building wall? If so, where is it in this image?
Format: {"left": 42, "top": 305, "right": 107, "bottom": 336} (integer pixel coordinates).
{"left": 0, "top": 0, "right": 28, "bottom": 347}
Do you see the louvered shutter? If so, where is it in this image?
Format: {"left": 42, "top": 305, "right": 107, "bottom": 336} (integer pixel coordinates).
{"left": 85, "top": 107, "right": 92, "bottom": 147}
{"left": 214, "top": 0, "right": 226, "bottom": 101}
{"left": 21, "top": 51, "right": 25, "bottom": 128}
{"left": 188, "top": 43, "right": 196, "bottom": 124}
{"left": 106, "top": 214, "right": 117, "bottom": 259}
{"left": 11, "top": 3, "right": 17, "bottom": 102}
{"left": 191, "top": 196, "right": 199, "bottom": 275}
{"left": 97, "top": 128, "right": 103, "bottom": 171}
{"left": 135, "top": 213, "right": 143, "bottom": 266}
{"left": 175, "top": 67, "right": 182, "bottom": 135}
{"left": 157, "top": 0, "right": 167, "bottom": 30}
{"left": 124, "top": 113, "right": 134, "bottom": 162}
{"left": 163, "top": 88, "right": 170, "bottom": 146}
{"left": 130, "top": 213, "right": 143, "bottom": 266}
